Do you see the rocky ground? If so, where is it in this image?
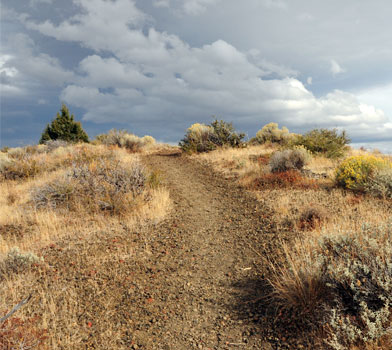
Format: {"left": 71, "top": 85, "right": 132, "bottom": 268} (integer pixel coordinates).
{"left": 39, "top": 149, "right": 307, "bottom": 349}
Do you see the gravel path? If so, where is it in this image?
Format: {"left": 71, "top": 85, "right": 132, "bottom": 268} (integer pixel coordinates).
{"left": 136, "top": 150, "right": 281, "bottom": 349}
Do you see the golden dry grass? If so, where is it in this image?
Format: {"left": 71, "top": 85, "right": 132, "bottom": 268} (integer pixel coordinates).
{"left": 0, "top": 143, "right": 171, "bottom": 349}
{"left": 195, "top": 144, "right": 392, "bottom": 349}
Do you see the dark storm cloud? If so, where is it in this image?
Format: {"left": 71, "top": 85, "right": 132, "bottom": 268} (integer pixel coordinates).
{"left": 1, "top": 0, "right": 391, "bottom": 151}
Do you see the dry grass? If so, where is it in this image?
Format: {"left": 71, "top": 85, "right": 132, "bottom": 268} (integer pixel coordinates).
{"left": 0, "top": 144, "right": 171, "bottom": 349}
{"left": 196, "top": 144, "right": 392, "bottom": 349}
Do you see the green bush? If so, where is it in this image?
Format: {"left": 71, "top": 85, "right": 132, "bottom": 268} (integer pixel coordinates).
{"left": 255, "top": 122, "right": 294, "bottom": 144}
{"left": 269, "top": 148, "right": 310, "bottom": 173}
{"left": 39, "top": 104, "right": 89, "bottom": 144}
{"left": 179, "top": 119, "right": 245, "bottom": 153}
{"left": 294, "top": 128, "right": 350, "bottom": 158}
{"left": 335, "top": 155, "right": 391, "bottom": 193}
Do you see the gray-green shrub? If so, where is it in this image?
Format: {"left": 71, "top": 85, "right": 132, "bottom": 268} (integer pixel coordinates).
{"left": 31, "top": 159, "right": 147, "bottom": 214}
{"left": 255, "top": 122, "right": 294, "bottom": 144}
{"left": 269, "top": 148, "right": 310, "bottom": 173}
{"left": 364, "top": 169, "right": 392, "bottom": 199}
{"left": 0, "top": 247, "right": 43, "bottom": 279}
{"left": 95, "top": 129, "right": 155, "bottom": 152}
{"left": 270, "top": 222, "right": 392, "bottom": 349}
{"left": 179, "top": 119, "right": 245, "bottom": 153}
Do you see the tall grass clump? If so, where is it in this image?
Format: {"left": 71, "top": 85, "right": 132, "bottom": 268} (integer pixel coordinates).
{"left": 95, "top": 129, "right": 156, "bottom": 152}
{"left": 335, "top": 155, "right": 392, "bottom": 194}
{"left": 179, "top": 119, "right": 245, "bottom": 153}
{"left": 269, "top": 222, "right": 392, "bottom": 349}
{"left": 294, "top": 128, "right": 350, "bottom": 159}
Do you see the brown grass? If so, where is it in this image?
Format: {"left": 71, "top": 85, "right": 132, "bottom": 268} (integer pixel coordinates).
{"left": 195, "top": 144, "right": 392, "bottom": 349}
{"left": 0, "top": 144, "right": 171, "bottom": 349}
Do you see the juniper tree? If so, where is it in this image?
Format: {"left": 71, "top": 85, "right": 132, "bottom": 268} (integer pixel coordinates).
{"left": 39, "top": 104, "right": 89, "bottom": 144}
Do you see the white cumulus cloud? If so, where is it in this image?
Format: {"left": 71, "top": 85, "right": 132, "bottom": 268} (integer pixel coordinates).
{"left": 7, "top": 0, "right": 392, "bottom": 145}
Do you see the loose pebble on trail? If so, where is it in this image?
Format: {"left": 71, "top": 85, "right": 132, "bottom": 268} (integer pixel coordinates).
{"left": 136, "top": 150, "right": 282, "bottom": 349}
{"left": 39, "top": 149, "right": 289, "bottom": 349}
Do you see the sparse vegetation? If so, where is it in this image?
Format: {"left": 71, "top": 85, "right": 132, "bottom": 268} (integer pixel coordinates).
{"left": 0, "top": 315, "right": 48, "bottom": 350}
{"left": 191, "top": 135, "right": 392, "bottom": 349}
{"left": 0, "top": 141, "right": 171, "bottom": 349}
{"left": 270, "top": 222, "right": 392, "bottom": 350}
{"left": 179, "top": 119, "right": 245, "bottom": 153}
{"left": 1, "top": 119, "right": 391, "bottom": 349}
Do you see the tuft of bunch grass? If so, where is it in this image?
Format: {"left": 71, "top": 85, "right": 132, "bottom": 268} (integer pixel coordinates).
{"left": 269, "top": 221, "right": 392, "bottom": 349}
{"left": 297, "top": 206, "right": 326, "bottom": 231}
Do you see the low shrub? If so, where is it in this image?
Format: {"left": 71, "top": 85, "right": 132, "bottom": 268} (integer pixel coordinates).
{"left": 294, "top": 128, "right": 350, "bottom": 158}
{"left": 95, "top": 129, "right": 155, "bottom": 152}
{"left": 44, "top": 139, "right": 71, "bottom": 152}
{"left": 209, "top": 119, "right": 245, "bottom": 148}
{"left": 253, "top": 170, "right": 318, "bottom": 189}
{"left": 179, "top": 119, "right": 245, "bottom": 153}
{"left": 179, "top": 123, "right": 216, "bottom": 153}
{"left": 269, "top": 148, "right": 310, "bottom": 173}
{"left": 31, "top": 158, "right": 147, "bottom": 215}
{"left": 255, "top": 122, "right": 294, "bottom": 144}
{"left": 0, "top": 157, "right": 42, "bottom": 181}
{"left": 269, "top": 222, "right": 392, "bottom": 349}
{"left": 0, "top": 247, "right": 43, "bottom": 279}
{"left": 0, "top": 152, "right": 13, "bottom": 172}
{"left": 364, "top": 168, "right": 392, "bottom": 199}
{"left": 335, "top": 155, "right": 392, "bottom": 192}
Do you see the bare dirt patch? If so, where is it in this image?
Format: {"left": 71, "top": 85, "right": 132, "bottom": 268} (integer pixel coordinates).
{"left": 3, "top": 148, "right": 299, "bottom": 349}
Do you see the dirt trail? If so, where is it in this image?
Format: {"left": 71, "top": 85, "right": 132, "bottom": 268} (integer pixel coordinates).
{"left": 136, "top": 150, "right": 280, "bottom": 349}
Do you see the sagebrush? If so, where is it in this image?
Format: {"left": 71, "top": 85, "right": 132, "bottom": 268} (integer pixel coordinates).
{"left": 179, "top": 119, "right": 245, "bottom": 153}
{"left": 269, "top": 222, "right": 392, "bottom": 349}
{"left": 269, "top": 148, "right": 310, "bottom": 173}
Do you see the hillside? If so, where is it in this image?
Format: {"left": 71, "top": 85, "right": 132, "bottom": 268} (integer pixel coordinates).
{"left": 0, "top": 141, "right": 391, "bottom": 349}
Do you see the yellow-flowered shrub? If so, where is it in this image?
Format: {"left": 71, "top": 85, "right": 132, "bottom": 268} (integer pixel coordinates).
{"left": 335, "top": 155, "right": 392, "bottom": 192}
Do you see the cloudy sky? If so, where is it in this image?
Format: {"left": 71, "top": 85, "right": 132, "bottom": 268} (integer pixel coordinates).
{"left": 1, "top": 0, "right": 392, "bottom": 152}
